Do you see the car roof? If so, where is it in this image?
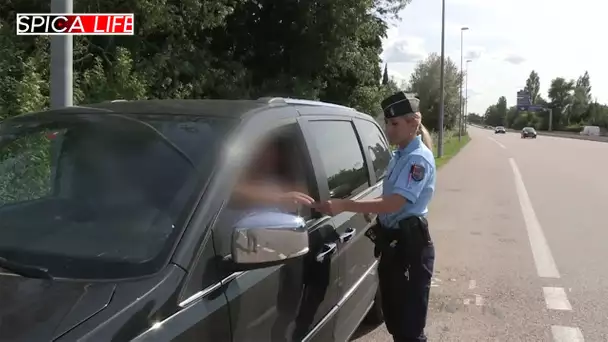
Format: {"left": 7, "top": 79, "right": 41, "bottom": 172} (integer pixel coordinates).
{"left": 7, "top": 98, "right": 374, "bottom": 121}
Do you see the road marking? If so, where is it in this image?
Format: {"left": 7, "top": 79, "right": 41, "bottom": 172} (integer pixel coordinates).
{"left": 488, "top": 137, "right": 507, "bottom": 149}
{"left": 509, "top": 158, "right": 560, "bottom": 278}
{"left": 543, "top": 287, "right": 572, "bottom": 311}
{"left": 468, "top": 279, "right": 476, "bottom": 289}
{"left": 431, "top": 277, "right": 441, "bottom": 287}
{"left": 551, "top": 326, "right": 584, "bottom": 342}
{"left": 474, "top": 294, "right": 483, "bottom": 306}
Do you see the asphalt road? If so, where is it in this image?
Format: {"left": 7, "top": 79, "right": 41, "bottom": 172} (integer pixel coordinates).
{"left": 353, "top": 126, "right": 608, "bottom": 342}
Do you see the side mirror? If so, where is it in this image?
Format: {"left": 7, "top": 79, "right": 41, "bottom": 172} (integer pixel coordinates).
{"left": 231, "top": 211, "right": 309, "bottom": 270}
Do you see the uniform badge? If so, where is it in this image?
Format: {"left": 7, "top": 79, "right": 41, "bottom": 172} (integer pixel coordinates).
{"left": 410, "top": 164, "right": 425, "bottom": 181}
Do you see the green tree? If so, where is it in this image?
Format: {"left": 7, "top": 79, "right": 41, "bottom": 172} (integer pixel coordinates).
{"left": 382, "top": 64, "right": 389, "bottom": 85}
{"left": 406, "top": 53, "right": 462, "bottom": 131}
{"left": 524, "top": 70, "right": 541, "bottom": 104}
{"left": 548, "top": 77, "right": 575, "bottom": 128}
{"left": 466, "top": 113, "right": 483, "bottom": 124}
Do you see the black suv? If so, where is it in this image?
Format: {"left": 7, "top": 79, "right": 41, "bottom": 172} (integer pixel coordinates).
{"left": 0, "top": 98, "right": 391, "bottom": 341}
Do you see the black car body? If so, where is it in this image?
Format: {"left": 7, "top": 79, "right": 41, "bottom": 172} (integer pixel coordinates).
{"left": 494, "top": 126, "right": 506, "bottom": 134}
{"left": 0, "top": 98, "right": 390, "bottom": 342}
{"left": 521, "top": 127, "right": 537, "bottom": 138}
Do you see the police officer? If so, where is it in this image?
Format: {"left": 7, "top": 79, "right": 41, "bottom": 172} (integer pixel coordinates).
{"left": 314, "top": 91, "right": 436, "bottom": 342}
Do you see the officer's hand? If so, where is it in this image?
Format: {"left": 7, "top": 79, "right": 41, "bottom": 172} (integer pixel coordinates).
{"left": 314, "top": 200, "right": 347, "bottom": 216}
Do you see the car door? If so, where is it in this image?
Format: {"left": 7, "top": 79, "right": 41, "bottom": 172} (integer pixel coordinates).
{"left": 210, "top": 116, "right": 342, "bottom": 342}
{"left": 300, "top": 116, "right": 388, "bottom": 341}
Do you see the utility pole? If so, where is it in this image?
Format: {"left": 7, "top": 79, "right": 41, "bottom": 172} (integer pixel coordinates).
{"left": 438, "top": 0, "right": 446, "bottom": 157}
{"left": 458, "top": 27, "right": 469, "bottom": 142}
{"left": 464, "top": 59, "right": 472, "bottom": 133}
{"left": 50, "top": 0, "right": 74, "bottom": 109}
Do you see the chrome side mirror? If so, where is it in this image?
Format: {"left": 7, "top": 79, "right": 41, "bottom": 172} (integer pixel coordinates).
{"left": 231, "top": 211, "right": 309, "bottom": 268}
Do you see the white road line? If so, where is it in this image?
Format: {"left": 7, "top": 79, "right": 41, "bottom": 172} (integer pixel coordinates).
{"left": 543, "top": 287, "right": 572, "bottom": 311}
{"left": 488, "top": 137, "right": 507, "bottom": 149}
{"left": 468, "top": 280, "right": 476, "bottom": 289}
{"left": 551, "top": 326, "right": 584, "bottom": 342}
{"left": 474, "top": 294, "right": 483, "bottom": 306}
{"left": 509, "top": 158, "right": 560, "bottom": 278}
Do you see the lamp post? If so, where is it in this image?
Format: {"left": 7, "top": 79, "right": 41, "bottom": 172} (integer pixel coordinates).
{"left": 50, "top": 0, "right": 74, "bottom": 109}
{"left": 464, "top": 59, "right": 472, "bottom": 132}
{"left": 438, "top": 0, "right": 447, "bottom": 157}
{"left": 458, "top": 27, "right": 469, "bottom": 142}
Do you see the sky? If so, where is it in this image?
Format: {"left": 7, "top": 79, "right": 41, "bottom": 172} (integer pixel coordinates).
{"left": 380, "top": 0, "right": 608, "bottom": 115}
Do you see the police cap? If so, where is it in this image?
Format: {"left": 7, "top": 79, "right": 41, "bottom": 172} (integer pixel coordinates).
{"left": 381, "top": 91, "right": 420, "bottom": 119}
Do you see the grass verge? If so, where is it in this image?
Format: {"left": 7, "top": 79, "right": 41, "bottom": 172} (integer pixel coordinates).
{"left": 434, "top": 134, "right": 471, "bottom": 169}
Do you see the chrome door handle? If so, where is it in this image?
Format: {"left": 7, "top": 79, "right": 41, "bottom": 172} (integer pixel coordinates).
{"left": 339, "top": 228, "right": 357, "bottom": 243}
{"left": 316, "top": 243, "right": 337, "bottom": 262}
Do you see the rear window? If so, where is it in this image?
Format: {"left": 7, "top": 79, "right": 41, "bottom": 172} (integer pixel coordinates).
{"left": 0, "top": 112, "right": 235, "bottom": 279}
{"left": 355, "top": 119, "right": 391, "bottom": 181}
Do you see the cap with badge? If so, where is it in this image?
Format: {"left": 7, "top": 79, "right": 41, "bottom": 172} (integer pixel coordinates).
{"left": 381, "top": 91, "right": 420, "bottom": 119}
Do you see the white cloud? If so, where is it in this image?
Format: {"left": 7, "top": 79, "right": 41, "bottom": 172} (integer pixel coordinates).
{"left": 464, "top": 47, "right": 484, "bottom": 60}
{"left": 504, "top": 54, "right": 526, "bottom": 65}
{"left": 382, "top": 36, "right": 427, "bottom": 64}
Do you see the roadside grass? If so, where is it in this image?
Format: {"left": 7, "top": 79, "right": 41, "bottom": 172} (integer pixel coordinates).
{"left": 388, "top": 130, "right": 471, "bottom": 168}
{"left": 434, "top": 132, "right": 471, "bottom": 168}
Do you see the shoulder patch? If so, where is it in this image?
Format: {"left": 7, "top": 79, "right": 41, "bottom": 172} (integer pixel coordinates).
{"left": 410, "top": 164, "right": 425, "bottom": 181}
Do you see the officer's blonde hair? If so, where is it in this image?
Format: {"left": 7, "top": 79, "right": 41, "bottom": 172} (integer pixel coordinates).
{"left": 411, "top": 112, "right": 433, "bottom": 152}
{"left": 418, "top": 124, "right": 433, "bottom": 152}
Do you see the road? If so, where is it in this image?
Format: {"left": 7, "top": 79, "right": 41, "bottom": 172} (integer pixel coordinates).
{"left": 353, "top": 126, "right": 608, "bottom": 342}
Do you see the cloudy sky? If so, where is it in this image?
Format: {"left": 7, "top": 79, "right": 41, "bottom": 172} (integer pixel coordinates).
{"left": 381, "top": 0, "right": 607, "bottom": 115}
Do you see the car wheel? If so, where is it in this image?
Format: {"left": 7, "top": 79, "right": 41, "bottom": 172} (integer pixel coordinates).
{"left": 364, "top": 288, "right": 384, "bottom": 325}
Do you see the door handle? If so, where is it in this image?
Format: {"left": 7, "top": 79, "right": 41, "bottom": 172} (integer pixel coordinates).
{"left": 316, "top": 243, "right": 337, "bottom": 262}
{"left": 339, "top": 228, "right": 357, "bottom": 243}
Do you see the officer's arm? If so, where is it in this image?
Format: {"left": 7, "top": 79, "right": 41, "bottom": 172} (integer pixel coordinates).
{"left": 340, "top": 156, "right": 430, "bottom": 214}
{"left": 390, "top": 155, "right": 431, "bottom": 204}
{"left": 340, "top": 194, "right": 406, "bottom": 214}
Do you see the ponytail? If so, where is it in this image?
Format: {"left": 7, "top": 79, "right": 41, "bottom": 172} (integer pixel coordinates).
{"left": 418, "top": 124, "right": 433, "bottom": 152}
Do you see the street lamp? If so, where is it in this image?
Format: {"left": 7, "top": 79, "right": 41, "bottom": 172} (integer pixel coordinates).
{"left": 50, "top": 0, "right": 73, "bottom": 109}
{"left": 458, "top": 27, "right": 469, "bottom": 141}
{"left": 464, "top": 59, "right": 472, "bottom": 131}
{"left": 438, "top": 0, "right": 447, "bottom": 157}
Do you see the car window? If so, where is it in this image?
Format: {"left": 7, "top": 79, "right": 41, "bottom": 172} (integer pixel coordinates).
{"left": 0, "top": 113, "right": 235, "bottom": 279}
{"left": 308, "top": 120, "right": 369, "bottom": 199}
{"left": 355, "top": 119, "right": 391, "bottom": 181}
{"left": 212, "top": 124, "right": 315, "bottom": 257}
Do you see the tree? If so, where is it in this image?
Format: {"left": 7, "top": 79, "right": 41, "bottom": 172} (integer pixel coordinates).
{"left": 548, "top": 77, "right": 575, "bottom": 128}
{"left": 483, "top": 97, "right": 509, "bottom": 127}
{"left": 0, "top": 0, "right": 413, "bottom": 121}
{"left": 466, "top": 113, "right": 483, "bottom": 124}
{"left": 569, "top": 71, "right": 592, "bottom": 125}
{"left": 524, "top": 70, "right": 541, "bottom": 104}
{"left": 382, "top": 64, "right": 389, "bottom": 85}
{"left": 406, "top": 53, "right": 462, "bottom": 131}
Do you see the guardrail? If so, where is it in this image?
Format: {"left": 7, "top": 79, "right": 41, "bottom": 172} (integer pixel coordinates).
{"left": 471, "top": 124, "right": 608, "bottom": 143}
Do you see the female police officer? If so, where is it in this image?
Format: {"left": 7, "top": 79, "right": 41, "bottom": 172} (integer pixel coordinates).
{"left": 314, "top": 92, "right": 436, "bottom": 342}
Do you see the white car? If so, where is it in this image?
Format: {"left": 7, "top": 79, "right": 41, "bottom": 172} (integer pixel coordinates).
{"left": 494, "top": 126, "right": 506, "bottom": 134}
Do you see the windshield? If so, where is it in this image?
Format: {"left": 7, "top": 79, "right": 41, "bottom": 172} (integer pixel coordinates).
{"left": 523, "top": 127, "right": 535, "bottom": 132}
{"left": 0, "top": 112, "right": 234, "bottom": 279}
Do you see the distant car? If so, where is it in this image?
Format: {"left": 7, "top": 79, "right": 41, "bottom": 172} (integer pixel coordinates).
{"left": 521, "top": 127, "right": 537, "bottom": 138}
{"left": 494, "top": 126, "right": 506, "bottom": 134}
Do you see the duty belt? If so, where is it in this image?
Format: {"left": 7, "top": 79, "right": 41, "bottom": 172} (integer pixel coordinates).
{"left": 364, "top": 216, "right": 432, "bottom": 258}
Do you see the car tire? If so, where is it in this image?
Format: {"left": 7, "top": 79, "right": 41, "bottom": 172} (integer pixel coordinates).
{"left": 364, "top": 288, "right": 384, "bottom": 325}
